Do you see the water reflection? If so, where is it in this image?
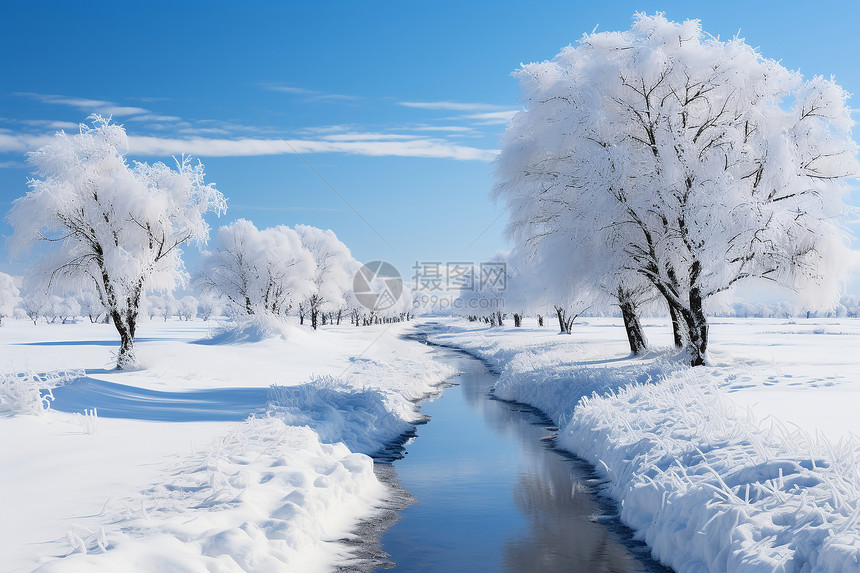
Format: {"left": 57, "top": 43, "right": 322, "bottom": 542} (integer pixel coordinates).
{"left": 378, "top": 347, "right": 668, "bottom": 572}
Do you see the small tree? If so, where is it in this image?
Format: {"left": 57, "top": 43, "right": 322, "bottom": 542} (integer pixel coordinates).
{"left": 197, "top": 220, "right": 316, "bottom": 318}
{"left": 197, "top": 293, "right": 221, "bottom": 321}
{"left": 19, "top": 281, "right": 49, "bottom": 325}
{"left": 0, "top": 273, "right": 20, "bottom": 326}
{"left": 77, "top": 288, "right": 107, "bottom": 323}
{"left": 8, "top": 117, "right": 226, "bottom": 368}
{"left": 295, "top": 225, "right": 356, "bottom": 330}
{"left": 178, "top": 295, "right": 198, "bottom": 321}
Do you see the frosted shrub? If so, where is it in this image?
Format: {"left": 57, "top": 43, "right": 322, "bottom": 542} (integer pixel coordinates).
{"left": 0, "top": 370, "right": 84, "bottom": 416}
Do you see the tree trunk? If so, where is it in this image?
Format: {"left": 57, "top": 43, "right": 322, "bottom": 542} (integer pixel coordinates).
{"left": 112, "top": 310, "right": 137, "bottom": 369}
{"left": 619, "top": 298, "right": 647, "bottom": 355}
{"left": 684, "top": 286, "right": 709, "bottom": 367}
{"left": 537, "top": 314, "right": 543, "bottom": 327}
{"left": 616, "top": 287, "right": 647, "bottom": 355}
{"left": 668, "top": 304, "right": 685, "bottom": 348}
{"left": 555, "top": 306, "right": 572, "bottom": 334}
{"left": 311, "top": 308, "right": 319, "bottom": 330}
{"left": 513, "top": 313, "right": 522, "bottom": 327}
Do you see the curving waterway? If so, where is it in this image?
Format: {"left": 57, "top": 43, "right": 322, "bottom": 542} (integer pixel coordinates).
{"left": 371, "top": 332, "right": 670, "bottom": 572}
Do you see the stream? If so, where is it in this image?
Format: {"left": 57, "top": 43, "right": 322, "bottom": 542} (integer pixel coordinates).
{"left": 368, "top": 332, "right": 670, "bottom": 572}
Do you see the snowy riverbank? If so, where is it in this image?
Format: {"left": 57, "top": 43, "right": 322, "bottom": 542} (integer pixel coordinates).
{"left": 427, "top": 316, "right": 860, "bottom": 573}
{"left": 0, "top": 318, "right": 454, "bottom": 572}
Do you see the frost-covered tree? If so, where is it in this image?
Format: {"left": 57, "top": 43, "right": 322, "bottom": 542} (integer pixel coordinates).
{"left": 19, "top": 279, "right": 50, "bottom": 324}
{"left": 177, "top": 295, "right": 198, "bottom": 321}
{"left": 196, "top": 292, "right": 222, "bottom": 321}
{"left": 147, "top": 294, "right": 177, "bottom": 322}
{"left": 0, "top": 274, "right": 20, "bottom": 324}
{"left": 198, "top": 220, "right": 316, "bottom": 318}
{"left": 8, "top": 117, "right": 226, "bottom": 367}
{"left": 44, "top": 294, "right": 81, "bottom": 324}
{"left": 295, "top": 225, "right": 357, "bottom": 330}
{"left": 497, "top": 14, "right": 858, "bottom": 365}
{"left": 76, "top": 288, "right": 107, "bottom": 323}
{"left": 0, "top": 273, "right": 20, "bottom": 325}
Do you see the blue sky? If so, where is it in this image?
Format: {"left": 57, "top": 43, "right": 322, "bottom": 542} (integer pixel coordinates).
{"left": 2, "top": 0, "right": 860, "bottom": 295}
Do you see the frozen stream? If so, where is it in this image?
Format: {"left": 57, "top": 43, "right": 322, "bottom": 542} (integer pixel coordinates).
{"left": 373, "top": 334, "right": 670, "bottom": 572}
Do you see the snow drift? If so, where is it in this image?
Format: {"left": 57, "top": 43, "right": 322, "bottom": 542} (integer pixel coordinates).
{"left": 266, "top": 376, "right": 416, "bottom": 456}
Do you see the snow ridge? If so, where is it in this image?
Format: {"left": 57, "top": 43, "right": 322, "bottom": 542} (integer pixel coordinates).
{"left": 266, "top": 376, "right": 416, "bottom": 456}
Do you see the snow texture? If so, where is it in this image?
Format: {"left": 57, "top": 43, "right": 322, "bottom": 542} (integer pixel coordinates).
{"left": 33, "top": 419, "right": 385, "bottom": 573}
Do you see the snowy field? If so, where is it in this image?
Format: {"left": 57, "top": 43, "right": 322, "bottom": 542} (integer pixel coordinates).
{"left": 428, "top": 316, "right": 860, "bottom": 573}
{"left": 0, "top": 318, "right": 454, "bottom": 572}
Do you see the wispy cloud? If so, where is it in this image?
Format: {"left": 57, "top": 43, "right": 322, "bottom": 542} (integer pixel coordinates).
{"left": 261, "top": 83, "right": 359, "bottom": 102}
{"left": 317, "top": 132, "right": 420, "bottom": 142}
{"left": 230, "top": 204, "right": 344, "bottom": 213}
{"left": 411, "top": 125, "right": 476, "bottom": 133}
{"left": 0, "top": 132, "right": 55, "bottom": 153}
{"left": 0, "top": 130, "right": 496, "bottom": 161}
{"left": 125, "top": 134, "right": 497, "bottom": 161}
{"left": 263, "top": 85, "right": 315, "bottom": 95}
{"left": 461, "top": 110, "right": 518, "bottom": 125}
{"left": 17, "top": 119, "right": 80, "bottom": 130}
{"left": 15, "top": 92, "right": 150, "bottom": 116}
{"left": 399, "top": 100, "right": 510, "bottom": 112}
{"left": 127, "top": 114, "right": 181, "bottom": 122}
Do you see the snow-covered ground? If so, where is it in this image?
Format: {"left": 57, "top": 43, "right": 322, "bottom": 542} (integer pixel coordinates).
{"left": 427, "top": 316, "right": 860, "bottom": 573}
{"left": 0, "top": 318, "right": 454, "bottom": 572}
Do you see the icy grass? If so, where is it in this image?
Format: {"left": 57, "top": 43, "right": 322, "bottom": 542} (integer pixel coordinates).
{"left": 265, "top": 355, "right": 457, "bottom": 456}
{"left": 567, "top": 373, "right": 860, "bottom": 572}
{"left": 430, "top": 321, "right": 860, "bottom": 572}
{"left": 34, "top": 418, "right": 385, "bottom": 573}
{"left": 0, "top": 369, "right": 83, "bottom": 416}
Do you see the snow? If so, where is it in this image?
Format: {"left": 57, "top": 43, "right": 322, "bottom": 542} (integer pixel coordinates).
{"left": 428, "top": 316, "right": 860, "bottom": 573}
{"left": 0, "top": 317, "right": 453, "bottom": 572}
{"left": 7, "top": 313, "right": 860, "bottom": 572}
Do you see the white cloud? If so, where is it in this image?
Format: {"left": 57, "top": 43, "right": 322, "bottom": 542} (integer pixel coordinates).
{"left": 127, "top": 114, "right": 182, "bottom": 122}
{"left": 18, "top": 119, "right": 80, "bottom": 130}
{"left": 15, "top": 92, "right": 150, "bottom": 117}
{"left": 262, "top": 85, "right": 314, "bottom": 94}
{"left": 125, "top": 134, "right": 497, "bottom": 161}
{"left": 411, "top": 125, "right": 476, "bottom": 133}
{"left": 0, "top": 117, "right": 498, "bottom": 162}
{"left": 318, "top": 132, "right": 420, "bottom": 142}
{"left": 0, "top": 133, "right": 55, "bottom": 153}
{"left": 261, "top": 83, "right": 358, "bottom": 102}
{"left": 399, "top": 101, "right": 511, "bottom": 112}
{"left": 461, "top": 110, "right": 518, "bottom": 125}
